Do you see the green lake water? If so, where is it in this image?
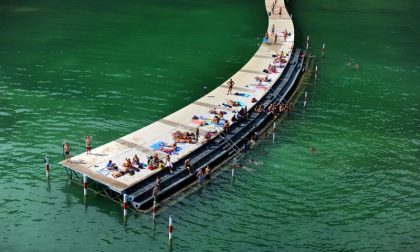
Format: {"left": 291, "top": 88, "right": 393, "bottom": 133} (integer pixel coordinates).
{"left": 0, "top": 0, "right": 419, "bottom": 251}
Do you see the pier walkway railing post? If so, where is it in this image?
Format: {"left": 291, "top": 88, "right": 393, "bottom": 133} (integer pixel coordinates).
{"left": 123, "top": 193, "right": 128, "bottom": 219}
{"left": 168, "top": 215, "right": 173, "bottom": 242}
{"left": 44, "top": 154, "right": 50, "bottom": 178}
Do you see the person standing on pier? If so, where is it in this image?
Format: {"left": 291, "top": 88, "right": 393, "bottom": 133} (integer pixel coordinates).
{"left": 227, "top": 78, "right": 234, "bottom": 95}
{"left": 274, "top": 32, "right": 278, "bottom": 44}
{"left": 271, "top": 24, "right": 275, "bottom": 35}
{"left": 195, "top": 127, "right": 199, "bottom": 143}
{"left": 85, "top": 135, "right": 92, "bottom": 155}
{"left": 64, "top": 142, "right": 71, "bottom": 162}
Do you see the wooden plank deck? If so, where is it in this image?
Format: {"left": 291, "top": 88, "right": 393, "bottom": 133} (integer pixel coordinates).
{"left": 60, "top": 0, "right": 295, "bottom": 193}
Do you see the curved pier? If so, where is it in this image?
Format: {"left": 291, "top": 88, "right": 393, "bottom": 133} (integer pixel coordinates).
{"left": 61, "top": 0, "right": 300, "bottom": 209}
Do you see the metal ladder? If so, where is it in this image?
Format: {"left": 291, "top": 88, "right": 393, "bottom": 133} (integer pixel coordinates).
{"left": 219, "top": 131, "right": 241, "bottom": 156}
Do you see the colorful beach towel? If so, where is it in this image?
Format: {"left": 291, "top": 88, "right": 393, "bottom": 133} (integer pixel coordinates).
{"left": 97, "top": 167, "right": 111, "bottom": 176}
{"left": 234, "top": 92, "right": 251, "bottom": 97}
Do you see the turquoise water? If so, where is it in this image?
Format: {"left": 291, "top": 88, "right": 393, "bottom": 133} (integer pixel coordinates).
{"left": 1, "top": 0, "right": 419, "bottom": 251}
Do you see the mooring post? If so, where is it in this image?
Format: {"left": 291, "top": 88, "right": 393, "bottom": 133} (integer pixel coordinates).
{"left": 83, "top": 174, "right": 88, "bottom": 197}
{"left": 322, "top": 43, "right": 326, "bottom": 58}
{"left": 168, "top": 215, "right": 173, "bottom": 242}
{"left": 232, "top": 157, "right": 237, "bottom": 177}
{"left": 304, "top": 91, "right": 308, "bottom": 108}
{"left": 272, "top": 122, "right": 276, "bottom": 143}
{"left": 306, "top": 35, "right": 309, "bottom": 50}
{"left": 44, "top": 154, "right": 50, "bottom": 178}
{"left": 153, "top": 199, "right": 157, "bottom": 222}
{"left": 123, "top": 193, "right": 128, "bottom": 219}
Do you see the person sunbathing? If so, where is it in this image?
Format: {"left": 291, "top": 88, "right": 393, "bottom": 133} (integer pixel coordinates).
{"left": 160, "top": 142, "right": 177, "bottom": 154}
{"left": 111, "top": 161, "right": 130, "bottom": 178}
{"left": 227, "top": 99, "right": 241, "bottom": 107}
{"left": 111, "top": 169, "right": 125, "bottom": 178}
{"left": 254, "top": 75, "right": 270, "bottom": 82}
{"left": 268, "top": 64, "right": 277, "bottom": 73}
{"left": 209, "top": 108, "right": 225, "bottom": 118}
{"left": 212, "top": 115, "right": 220, "bottom": 124}
{"left": 172, "top": 131, "right": 194, "bottom": 143}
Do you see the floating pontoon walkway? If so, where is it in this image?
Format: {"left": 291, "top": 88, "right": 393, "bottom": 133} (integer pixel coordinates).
{"left": 60, "top": 0, "right": 295, "bottom": 194}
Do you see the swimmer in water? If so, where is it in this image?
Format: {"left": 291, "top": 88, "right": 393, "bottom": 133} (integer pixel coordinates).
{"left": 309, "top": 147, "right": 316, "bottom": 154}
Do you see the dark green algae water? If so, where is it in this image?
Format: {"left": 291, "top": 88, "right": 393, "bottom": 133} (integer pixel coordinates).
{"left": 1, "top": 0, "right": 420, "bottom": 251}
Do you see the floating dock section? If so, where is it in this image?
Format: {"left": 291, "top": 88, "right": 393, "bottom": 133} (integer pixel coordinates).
{"left": 61, "top": 0, "right": 305, "bottom": 211}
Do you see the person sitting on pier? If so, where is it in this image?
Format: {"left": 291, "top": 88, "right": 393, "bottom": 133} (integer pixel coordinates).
{"left": 286, "top": 102, "right": 294, "bottom": 112}
{"left": 184, "top": 159, "right": 192, "bottom": 174}
{"left": 255, "top": 104, "right": 264, "bottom": 113}
{"left": 267, "top": 103, "right": 275, "bottom": 115}
{"left": 231, "top": 114, "right": 238, "bottom": 124}
{"left": 106, "top": 160, "right": 117, "bottom": 170}
{"left": 222, "top": 120, "right": 230, "bottom": 133}
{"left": 158, "top": 160, "right": 165, "bottom": 170}
{"left": 165, "top": 155, "right": 174, "bottom": 173}
{"left": 203, "top": 132, "right": 212, "bottom": 143}
{"left": 132, "top": 154, "right": 143, "bottom": 169}
{"left": 122, "top": 158, "right": 134, "bottom": 173}
{"left": 147, "top": 157, "right": 156, "bottom": 170}
{"left": 153, "top": 153, "right": 160, "bottom": 165}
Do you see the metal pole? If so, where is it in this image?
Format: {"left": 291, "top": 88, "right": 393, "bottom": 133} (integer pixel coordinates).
{"left": 83, "top": 174, "right": 87, "bottom": 197}
{"left": 44, "top": 154, "right": 50, "bottom": 178}
{"left": 168, "top": 215, "right": 173, "bottom": 242}
{"left": 272, "top": 122, "right": 276, "bottom": 143}
{"left": 306, "top": 36, "right": 309, "bottom": 50}
{"left": 123, "top": 194, "right": 128, "bottom": 219}
{"left": 153, "top": 200, "right": 157, "bottom": 222}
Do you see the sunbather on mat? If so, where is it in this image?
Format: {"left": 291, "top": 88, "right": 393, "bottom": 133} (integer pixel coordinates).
{"left": 172, "top": 130, "right": 195, "bottom": 144}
